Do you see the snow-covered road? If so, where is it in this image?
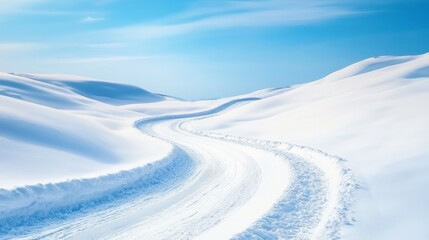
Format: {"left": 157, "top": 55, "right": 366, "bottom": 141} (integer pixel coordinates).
{"left": 2, "top": 54, "right": 429, "bottom": 239}
{"left": 0, "top": 98, "right": 355, "bottom": 240}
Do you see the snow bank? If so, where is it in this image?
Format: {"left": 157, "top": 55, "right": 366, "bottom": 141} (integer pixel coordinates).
{"left": 0, "top": 147, "right": 193, "bottom": 237}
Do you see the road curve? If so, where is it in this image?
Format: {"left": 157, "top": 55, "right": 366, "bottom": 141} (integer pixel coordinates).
{"left": 0, "top": 97, "right": 355, "bottom": 240}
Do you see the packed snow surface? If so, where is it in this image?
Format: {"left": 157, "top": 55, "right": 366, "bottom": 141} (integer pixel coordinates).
{"left": 0, "top": 53, "right": 428, "bottom": 239}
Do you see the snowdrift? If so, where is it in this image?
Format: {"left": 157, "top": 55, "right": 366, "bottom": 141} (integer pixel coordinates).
{"left": 0, "top": 147, "right": 193, "bottom": 236}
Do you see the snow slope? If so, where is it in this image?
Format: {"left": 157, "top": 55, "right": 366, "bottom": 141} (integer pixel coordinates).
{"left": 190, "top": 53, "right": 429, "bottom": 239}
{"left": 0, "top": 73, "right": 170, "bottom": 188}
{"left": 16, "top": 74, "right": 165, "bottom": 106}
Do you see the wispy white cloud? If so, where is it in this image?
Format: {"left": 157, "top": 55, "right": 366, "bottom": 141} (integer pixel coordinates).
{"left": 106, "top": 0, "right": 361, "bottom": 40}
{"left": 0, "top": 1, "right": 101, "bottom": 16}
{"left": 81, "top": 16, "right": 105, "bottom": 23}
{"left": 58, "top": 56, "right": 151, "bottom": 63}
{"left": 0, "top": 42, "right": 42, "bottom": 53}
{"left": 0, "top": 0, "right": 47, "bottom": 13}
{"left": 14, "top": 9, "right": 87, "bottom": 16}
{"left": 82, "top": 42, "right": 124, "bottom": 49}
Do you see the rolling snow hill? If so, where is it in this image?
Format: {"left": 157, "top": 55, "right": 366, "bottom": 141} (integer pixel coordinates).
{"left": 190, "top": 53, "right": 429, "bottom": 239}
{"left": 0, "top": 73, "right": 170, "bottom": 188}
{"left": 0, "top": 53, "right": 428, "bottom": 239}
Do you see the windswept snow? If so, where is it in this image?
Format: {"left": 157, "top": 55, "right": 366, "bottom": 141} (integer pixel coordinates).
{"left": 16, "top": 73, "right": 165, "bottom": 105}
{"left": 0, "top": 52, "right": 428, "bottom": 239}
{"left": 0, "top": 73, "right": 170, "bottom": 188}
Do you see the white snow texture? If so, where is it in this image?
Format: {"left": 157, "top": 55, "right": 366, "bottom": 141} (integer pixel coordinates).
{"left": 0, "top": 53, "right": 428, "bottom": 239}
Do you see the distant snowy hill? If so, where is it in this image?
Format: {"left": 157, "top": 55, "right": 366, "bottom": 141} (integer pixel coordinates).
{"left": 190, "top": 53, "right": 429, "bottom": 239}
{"left": 4, "top": 73, "right": 164, "bottom": 107}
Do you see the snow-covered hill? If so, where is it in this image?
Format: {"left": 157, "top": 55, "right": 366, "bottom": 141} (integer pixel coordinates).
{"left": 190, "top": 53, "right": 429, "bottom": 239}
{"left": 0, "top": 73, "right": 170, "bottom": 188}
{"left": 0, "top": 53, "right": 428, "bottom": 239}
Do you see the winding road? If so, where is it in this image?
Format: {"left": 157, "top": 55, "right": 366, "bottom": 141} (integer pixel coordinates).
{"left": 0, "top": 98, "right": 355, "bottom": 240}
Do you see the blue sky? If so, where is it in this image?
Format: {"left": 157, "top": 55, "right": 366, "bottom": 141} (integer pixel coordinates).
{"left": 0, "top": 0, "right": 428, "bottom": 100}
